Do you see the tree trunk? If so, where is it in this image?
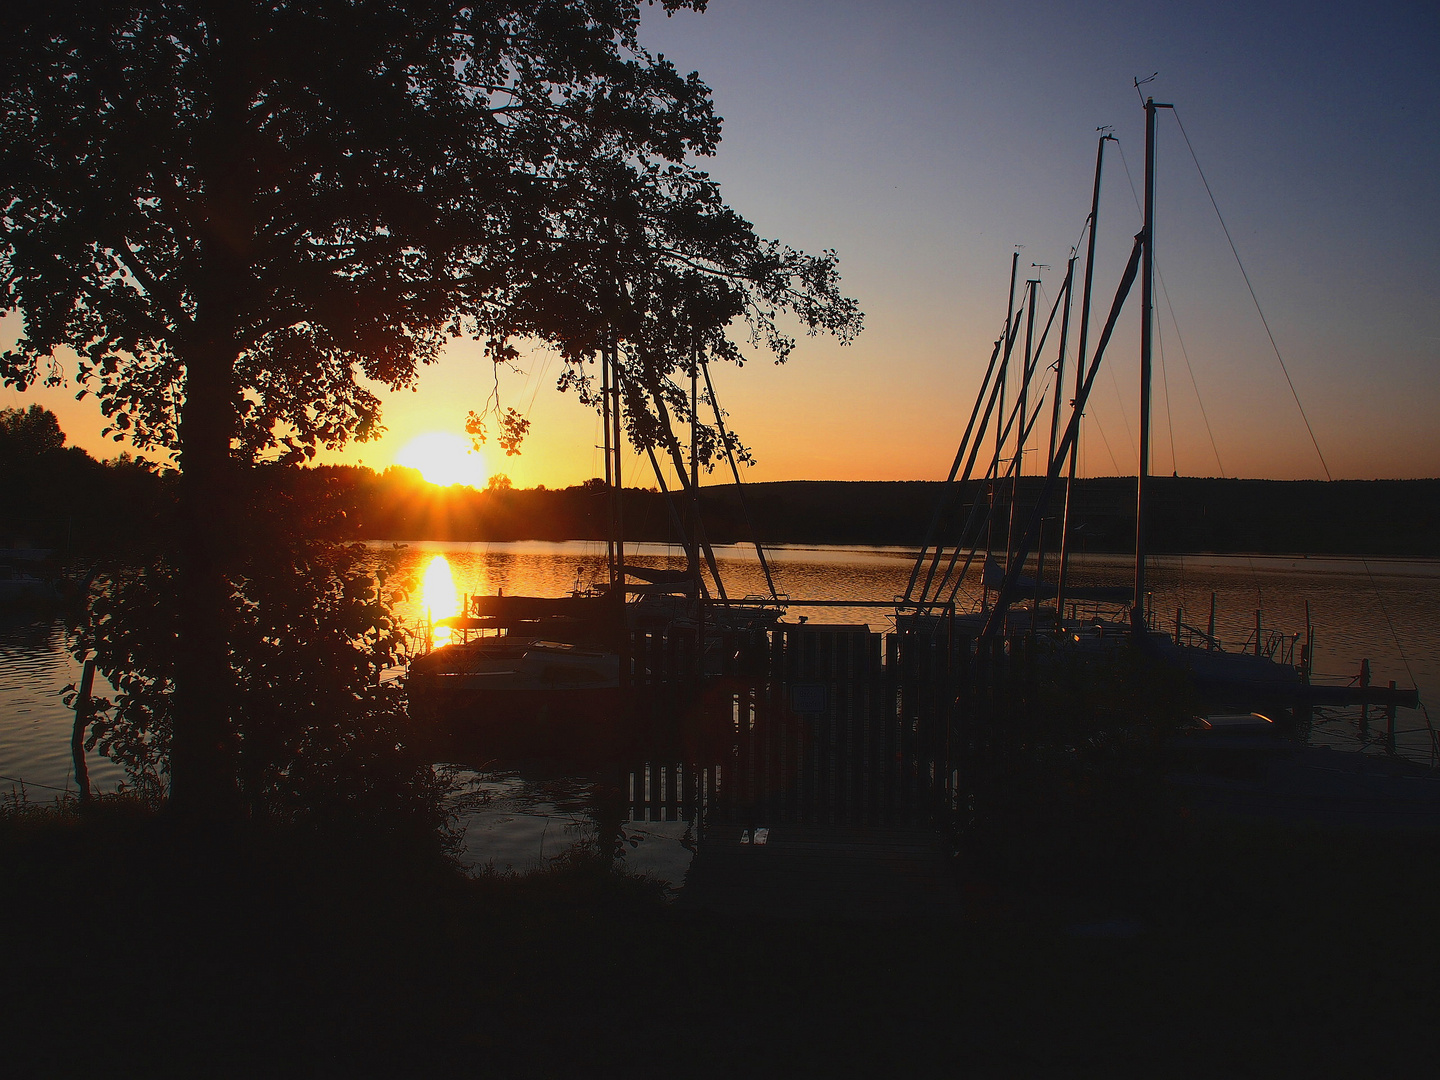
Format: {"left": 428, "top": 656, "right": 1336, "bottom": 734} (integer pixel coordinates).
{"left": 169, "top": 321, "right": 242, "bottom": 820}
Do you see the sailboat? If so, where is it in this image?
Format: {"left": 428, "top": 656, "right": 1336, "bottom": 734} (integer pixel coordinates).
{"left": 901, "top": 98, "right": 1344, "bottom": 713}
{"left": 408, "top": 341, "right": 785, "bottom": 725}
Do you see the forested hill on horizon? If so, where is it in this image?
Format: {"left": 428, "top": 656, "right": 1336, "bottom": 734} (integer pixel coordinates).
{"left": 249, "top": 469, "right": 1440, "bottom": 558}
{"left": 5, "top": 440, "right": 1439, "bottom": 558}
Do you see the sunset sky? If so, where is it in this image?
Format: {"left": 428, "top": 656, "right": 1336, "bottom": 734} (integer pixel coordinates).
{"left": 6, "top": 0, "right": 1437, "bottom": 487}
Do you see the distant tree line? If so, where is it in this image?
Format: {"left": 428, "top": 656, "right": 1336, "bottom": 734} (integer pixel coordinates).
{"left": 8, "top": 414, "right": 1437, "bottom": 559}
{"left": 0, "top": 405, "right": 172, "bottom": 555}
{"left": 218, "top": 465, "right": 1440, "bottom": 558}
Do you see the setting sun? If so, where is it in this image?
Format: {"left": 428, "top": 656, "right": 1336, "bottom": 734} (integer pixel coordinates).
{"left": 395, "top": 432, "right": 489, "bottom": 488}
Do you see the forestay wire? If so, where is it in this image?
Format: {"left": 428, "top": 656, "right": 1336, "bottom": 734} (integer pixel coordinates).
{"left": 1170, "top": 108, "right": 1332, "bottom": 482}
{"left": 1170, "top": 109, "right": 1430, "bottom": 742}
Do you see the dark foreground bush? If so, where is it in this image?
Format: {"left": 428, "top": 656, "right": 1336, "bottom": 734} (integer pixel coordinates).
{"left": 5, "top": 794, "right": 1440, "bottom": 1077}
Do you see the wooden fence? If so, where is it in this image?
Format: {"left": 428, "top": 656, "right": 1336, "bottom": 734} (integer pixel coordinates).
{"left": 620, "top": 624, "right": 1035, "bottom": 831}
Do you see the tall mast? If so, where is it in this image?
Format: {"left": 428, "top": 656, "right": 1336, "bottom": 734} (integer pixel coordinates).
{"left": 1046, "top": 260, "right": 1076, "bottom": 468}
{"left": 1036, "top": 255, "right": 1075, "bottom": 618}
{"left": 1056, "top": 131, "right": 1115, "bottom": 622}
{"left": 611, "top": 341, "right": 625, "bottom": 598}
{"left": 601, "top": 346, "right": 616, "bottom": 590}
{"left": 985, "top": 251, "right": 1021, "bottom": 607}
{"left": 700, "top": 356, "right": 778, "bottom": 602}
{"left": 1008, "top": 276, "right": 1039, "bottom": 569}
{"left": 690, "top": 337, "right": 701, "bottom": 599}
{"left": 1134, "top": 96, "right": 1172, "bottom": 632}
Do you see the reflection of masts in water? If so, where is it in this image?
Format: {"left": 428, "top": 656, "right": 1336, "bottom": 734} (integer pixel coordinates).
{"left": 1056, "top": 131, "right": 1116, "bottom": 622}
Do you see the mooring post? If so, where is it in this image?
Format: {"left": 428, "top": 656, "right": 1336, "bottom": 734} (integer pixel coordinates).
{"left": 1387, "top": 681, "right": 1398, "bottom": 755}
{"left": 1360, "top": 658, "right": 1371, "bottom": 733}
{"left": 1296, "top": 601, "right": 1316, "bottom": 727}
{"left": 1303, "top": 600, "right": 1313, "bottom": 680}
{"left": 1254, "top": 610, "right": 1262, "bottom": 657}
{"left": 1174, "top": 605, "right": 1183, "bottom": 646}
{"left": 1208, "top": 592, "right": 1217, "bottom": 650}
{"left": 71, "top": 657, "right": 95, "bottom": 804}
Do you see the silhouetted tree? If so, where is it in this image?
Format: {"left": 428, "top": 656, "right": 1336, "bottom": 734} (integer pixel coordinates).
{"left": 0, "top": 404, "right": 66, "bottom": 462}
{"left": 0, "top": 1, "right": 857, "bottom": 819}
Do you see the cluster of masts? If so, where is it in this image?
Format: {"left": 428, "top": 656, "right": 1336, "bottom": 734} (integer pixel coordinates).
{"left": 900, "top": 99, "right": 1175, "bottom": 640}
{"left": 595, "top": 336, "right": 779, "bottom": 612}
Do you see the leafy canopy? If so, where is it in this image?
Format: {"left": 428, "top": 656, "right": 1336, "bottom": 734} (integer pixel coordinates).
{"left": 0, "top": 0, "right": 858, "bottom": 467}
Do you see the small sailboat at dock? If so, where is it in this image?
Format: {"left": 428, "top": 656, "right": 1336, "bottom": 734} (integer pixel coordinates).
{"left": 900, "top": 96, "right": 1422, "bottom": 723}
{"left": 407, "top": 340, "right": 786, "bottom": 727}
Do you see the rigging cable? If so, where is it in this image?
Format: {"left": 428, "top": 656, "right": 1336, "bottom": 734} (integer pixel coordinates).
{"left": 1158, "top": 263, "right": 1227, "bottom": 476}
{"left": 1116, "top": 142, "right": 1184, "bottom": 475}
{"left": 1170, "top": 109, "right": 1431, "bottom": 746}
{"left": 1089, "top": 410, "right": 1122, "bottom": 475}
{"left": 1119, "top": 135, "right": 1262, "bottom": 602}
{"left": 1171, "top": 108, "right": 1332, "bottom": 481}
{"left": 1154, "top": 300, "right": 1178, "bottom": 475}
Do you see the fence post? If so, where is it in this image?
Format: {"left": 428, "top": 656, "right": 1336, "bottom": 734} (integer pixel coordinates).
{"left": 1360, "top": 659, "right": 1371, "bottom": 735}
{"left": 1387, "top": 682, "right": 1398, "bottom": 755}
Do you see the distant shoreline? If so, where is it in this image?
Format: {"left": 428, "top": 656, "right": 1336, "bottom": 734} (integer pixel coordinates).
{"left": 8, "top": 461, "right": 1438, "bottom": 559}
{"left": 346, "top": 476, "right": 1440, "bottom": 558}
{"left": 366, "top": 539, "right": 1440, "bottom": 568}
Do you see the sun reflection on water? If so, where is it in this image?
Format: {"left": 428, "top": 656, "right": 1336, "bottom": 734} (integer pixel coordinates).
{"left": 422, "top": 554, "right": 459, "bottom": 646}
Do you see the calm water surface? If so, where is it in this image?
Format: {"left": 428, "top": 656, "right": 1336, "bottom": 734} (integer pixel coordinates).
{"left": 4, "top": 543, "right": 1437, "bottom": 882}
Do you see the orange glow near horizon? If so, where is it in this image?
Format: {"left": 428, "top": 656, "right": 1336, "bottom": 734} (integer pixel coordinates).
{"left": 395, "top": 431, "right": 489, "bottom": 489}
{"left": 422, "top": 555, "right": 460, "bottom": 646}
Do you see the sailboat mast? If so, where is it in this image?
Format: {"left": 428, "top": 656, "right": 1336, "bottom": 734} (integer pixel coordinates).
{"left": 700, "top": 356, "right": 777, "bottom": 601}
{"left": 1047, "top": 258, "right": 1076, "bottom": 466}
{"left": 1008, "top": 277, "right": 1039, "bottom": 569}
{"left": 1134, "top": 96, "right": 1171, "bottom": 632}
{"left": 985, "top": 251, "right": 1021, "bottom": 606}
{"left": 611, "top": 342, "right": 625, "bottom": 598}
{"left": 690, "top": 337, "right": 701, "bottom": 598}
{"left": 1036, "top": 255, "right": 1075, "bottom": 619}
{"left": 601, "top": 346, "right": 616, "bottom": 590}
{"left": 1056, "top": 132, "right": 1114, "bottom": 622}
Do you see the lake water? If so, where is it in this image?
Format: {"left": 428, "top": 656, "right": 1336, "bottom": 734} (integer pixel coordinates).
{"left": 3, "top": 542, "right": 1437, "bottom": 883}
